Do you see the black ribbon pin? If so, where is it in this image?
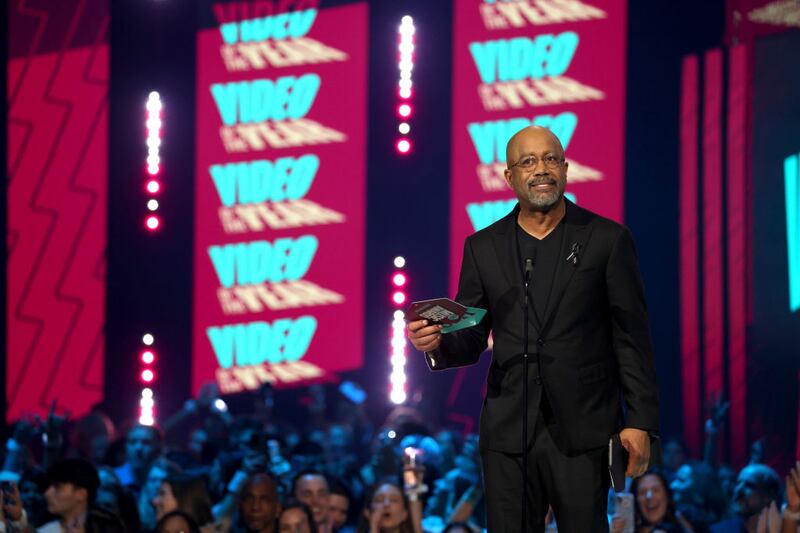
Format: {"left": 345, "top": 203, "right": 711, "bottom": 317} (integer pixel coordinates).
{"left": 566, "top": 242, "right": 581, "bottom": 266}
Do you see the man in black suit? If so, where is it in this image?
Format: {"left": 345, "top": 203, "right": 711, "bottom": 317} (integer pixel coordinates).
{"left": 408, "top": 126, "right": 659, "bottom": 532}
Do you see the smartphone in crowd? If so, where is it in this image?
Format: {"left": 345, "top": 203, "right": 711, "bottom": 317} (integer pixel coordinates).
{"left": 614, "top": 493, "right": 635, "bottom": 533}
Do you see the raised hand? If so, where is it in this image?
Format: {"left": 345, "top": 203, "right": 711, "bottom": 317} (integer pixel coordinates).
{"left": 786, "top": 461, "right": 800, "bottom": 514}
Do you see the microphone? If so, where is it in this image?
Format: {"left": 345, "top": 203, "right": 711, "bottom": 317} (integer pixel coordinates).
{"left": 524, "top": 252, "right": 535, "bottom": 285}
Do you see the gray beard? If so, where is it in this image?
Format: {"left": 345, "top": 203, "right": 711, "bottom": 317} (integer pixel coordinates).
{"left": 527, "top": 189, "right": 562, "bottom": 210}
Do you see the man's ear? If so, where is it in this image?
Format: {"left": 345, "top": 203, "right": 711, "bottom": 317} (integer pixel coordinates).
{"left": 503, "top": 168, "right": 513, "bottom": 187}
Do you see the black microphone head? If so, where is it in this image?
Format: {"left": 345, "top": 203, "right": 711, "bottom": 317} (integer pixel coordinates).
{"left": 524, "top": 257, "right": 534, "bottom": 277}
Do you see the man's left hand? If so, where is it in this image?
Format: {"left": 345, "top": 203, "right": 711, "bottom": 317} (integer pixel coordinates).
{"left": 620, "top": 428, "right": 650, "bottom": 477}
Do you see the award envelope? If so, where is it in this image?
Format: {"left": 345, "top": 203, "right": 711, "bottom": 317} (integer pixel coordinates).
{"left": 406, "top": 298, "right": 487, "bottom": 334}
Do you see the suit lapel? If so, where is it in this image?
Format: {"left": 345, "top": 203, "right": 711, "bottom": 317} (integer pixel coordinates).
{"left": 538, "top": 200, "right": 592, "bottom": 337}
{"left": 491, "top": 204, "right": 543, "bottom": 334}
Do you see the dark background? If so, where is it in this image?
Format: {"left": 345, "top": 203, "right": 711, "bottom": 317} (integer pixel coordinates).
{"left": 3, "top": 0, "right": 747, "bottom": 452}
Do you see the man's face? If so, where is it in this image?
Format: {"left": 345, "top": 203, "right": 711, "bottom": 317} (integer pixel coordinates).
{"left": 278, "top": 508, "right": 312, "bottom": 533}
{"left": 241, "top": 477, "right": 280, "bottom": 532}
{"left": 44, "top": 482, "right": 85, "bottom": 518}
{"left": 126, "top": 427, "right": 158, "bottom": 470}
{"left": 504, "top": 128, "right": 567, "bottom": 212}
{"left": 669, "top": 464, "right": 693, "bottom": 503}
{"left": 294, "top": 474, "right": 330, "bottom": 526}
{"left": 328, "top": 493, "right": 349, "bottom": 529}
{"left": 662, "top": 441, "right": 687, "bottom": 472}
{"left": 733, "top": 466, "right": 774, "bottom": 517}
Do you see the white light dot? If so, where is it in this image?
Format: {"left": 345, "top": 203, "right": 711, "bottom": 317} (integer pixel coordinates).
{"left": 142, "top": 334, "right": 154, "bottom": 345}
{"left": 147, "top": 155, "right": 160, "bottom": 166}
{"left": 142, "top": 388, "right": 153, "bottom": 398}
{"left": 401, "top": 15, "right": 413, "bottom": 25}
{"left": 149, "top": 91, "right": 160, "bottom": 100}
{"left": 147, "top": 199, "right": 159, "bottom": 211}
{"left": 393, "top": 310, "right": 405, "bottom": 319}
{"left": 147, "top": 137, "right": 161, "bottom": 149}
{"left": 399, "top": 123, "right": 411, "bottom": 134}
{"left": 394, "top": 256, "right": 406, "bottom": 268}
{"left": 390, "top": 389, "right": 407, "bottom": 404}
{"left": 140, "top": 397, "right": 154, "bottom": 409}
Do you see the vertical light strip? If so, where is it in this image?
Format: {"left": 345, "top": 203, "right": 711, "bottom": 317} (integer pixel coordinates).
{"left": 390, "top": 256, "right": 408, "bottom": 404}
{"left": 679, "top": 54, "right": 702, "bottom": 455}
{"left": 785, "top": 153, "right": 800, "bottom": 312}
{"left": 726, "top": 44, "right": 749, "bottom": 465}
{"left": 396, "top": 16, "right": 415, "bottom": 154}
{"left": 145, "top": 91, "right": 162, "bottom": 231}
{"left": 702, "top": 49, "right": 724, "bottom": 409}
{"left": 138, "top": 333, "right": 156, "bottom": 425}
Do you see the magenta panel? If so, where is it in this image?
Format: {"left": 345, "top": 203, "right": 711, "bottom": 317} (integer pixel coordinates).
{"left": 7, "top": 0, "right": 109, "bottom": 421}
{"left": 193, "top": 4, "right": 369, "bottom": 394}
{"left": 702, "top": 49, "right": 724, "bottom": 408}
{"left": 679, "top": 54, "right": 701, "bottom": 455}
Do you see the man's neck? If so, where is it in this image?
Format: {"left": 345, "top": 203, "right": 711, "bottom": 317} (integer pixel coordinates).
{"left": 518, "top": 199, "right": 566, "bottom": 239}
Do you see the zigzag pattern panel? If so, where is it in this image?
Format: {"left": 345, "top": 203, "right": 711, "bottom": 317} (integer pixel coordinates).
{"left": 7, "top": 0, "right": 108, "bottom": 421}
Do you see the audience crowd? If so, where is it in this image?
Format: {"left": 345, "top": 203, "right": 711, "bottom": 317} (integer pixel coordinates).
{"left": 0, "top": 384, "right": 797, "bottom": 533}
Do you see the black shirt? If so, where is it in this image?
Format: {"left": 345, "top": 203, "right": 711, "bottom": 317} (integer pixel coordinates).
{"left": 516, "top": 220, "right": 564, "bottom": 325}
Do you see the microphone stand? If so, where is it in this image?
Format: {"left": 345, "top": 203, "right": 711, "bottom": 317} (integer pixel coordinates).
{"left": 521, "top": 257, "right": 533, "bottom": 531}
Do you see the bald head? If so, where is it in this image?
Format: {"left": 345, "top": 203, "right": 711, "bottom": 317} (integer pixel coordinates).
{"left": 505, "top": 126, "right": 565, "bottom": 168}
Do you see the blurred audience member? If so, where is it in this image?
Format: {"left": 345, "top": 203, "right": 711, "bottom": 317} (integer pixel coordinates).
{"left": 293, "top": 470, "right": 331, "bottom": 533}
{"left": 279, "top": 500, "right": 317, "bottom": 533}
{"left": 114, "top": 424, "right": 163, "bottom": 495}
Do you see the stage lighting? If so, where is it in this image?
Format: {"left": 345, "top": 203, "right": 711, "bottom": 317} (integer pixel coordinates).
{"left": 141, "top": 350, "right": 155, "bottom": 364}
{"left": 393, "top": 291, "right": 406, "bottom": 305}
{"left": 142, "top": 333, "right": 154, "bottom": 345}
{"left": 146, "top": 215, "right": 160, "bottom": 230}
{"left": 399, "top": 122, "right": 410, "bottom": 134}
{"left": 398, "top": 104, "right": 411, "bottom": 117}
{"left": 393, "top": 273, "right": 407, "bottom": 286}
{"left": 147, "top": 199, "right": 159, "bottom": 211}
{"left": 397, "top": 139, "right": 411, "bottom": 153}
{"left": 146, "top": 180, "right": 160, "bottom": 194}
{"left": 141, "top": 369, "right": 154, "bottom": 383}
{"left": 394, "top": 256, "right": 406, "bottom": 268}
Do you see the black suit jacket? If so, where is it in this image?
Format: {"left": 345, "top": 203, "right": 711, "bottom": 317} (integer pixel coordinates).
{"left": 427, "top": 200, "right": 659, "bottom": 454}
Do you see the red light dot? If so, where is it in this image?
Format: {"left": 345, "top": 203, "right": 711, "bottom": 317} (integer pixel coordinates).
{"left": 393, "top": 291, "right": 406, "bottom": 305}
{"left": 146, "top": 216, "right": 160, "bottom": 230}
{"left": 397, "top": 139, "right": 411, "bottom": 153}
{"left": 393, "top": 273, "right": 407, "bottom": 287}
{"left": 398, "top": 104, "right": 412, "bottom": 117}
{"left": 141, "top": 369, "right": 154, "bottom": 383}
{"left": 141, "top": 350, "right": 155, "bottom": 364}
{"left": 146, "top": 180, "right": 160, "bottom": 194}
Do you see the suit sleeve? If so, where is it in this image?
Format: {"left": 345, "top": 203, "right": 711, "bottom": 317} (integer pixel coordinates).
{"left": 606, "top": 227, "right": 660, "bottom": 431}
{"left": 425, "top": 236, "right": 492, "bottom": 371}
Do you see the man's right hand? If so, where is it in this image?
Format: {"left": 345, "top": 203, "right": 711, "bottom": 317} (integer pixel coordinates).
{"left": 407, "top": 320, "right": 443, "bottom": 352}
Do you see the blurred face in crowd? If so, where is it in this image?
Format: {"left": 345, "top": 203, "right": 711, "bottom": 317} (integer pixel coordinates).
{"left": 160, "top": 514, "right": 194, "bottom": 533}
{"left": 369, "top": 483, "right": 408, "bottom": 530}
{"left": 95, "top": 468, "right": 121, "bottom": 514}
{"left": 328, "top": 493, "right": 349, "bottom": 529}
{"left": 152, "top": 481, "right": 179, "bottom": 520}
{"left": 45, "top": 482, "right": 87, "bottom": 519}
{"left": 733, "top": 465, "right": 777, "bottom": 517}
{"left": 661, "top": 440, "right": 687, "bottom": 472}
{"left": 278, "top": 507, "right": 312, "bottom": 533}
{"left": 145, "top": 465, "right": 169, "bottom": 500}
{"left": 188, "top": 429, "right": 208, "bottom": 457}
{"left": 669, "top": 464, "right": 693, "bottom": 503}
{"left": 294, "top": 474, "right": 330, "bottom": 526}
{"left": 126, "top": 426, "right": 159, "bottom": 471}
{"left": 636, "top": 474, "right": 669, "bottom": 525}
{"left": 241, "top": 475, "right": 280, "bottom": 533}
